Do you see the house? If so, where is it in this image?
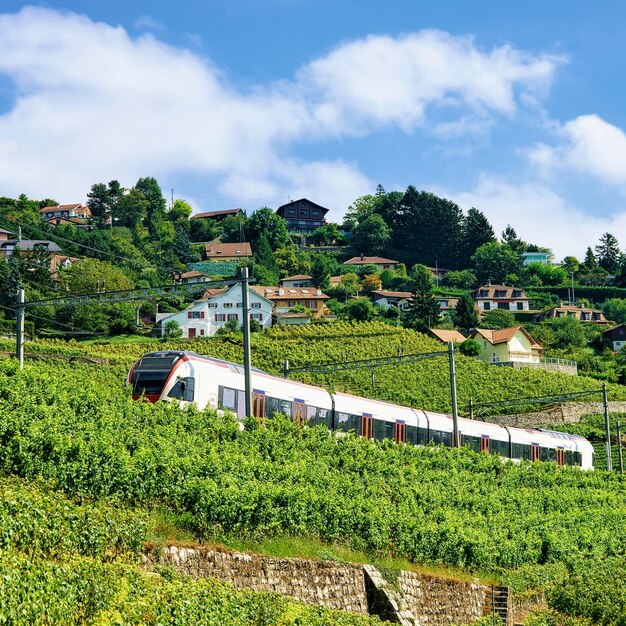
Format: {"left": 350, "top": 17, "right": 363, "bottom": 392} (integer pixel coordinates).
{"left": 176, "top": 270, "right": 211, "bottom": 285}
{"left": 0, "top": 228, "right": 14, "bottom": 242}
{"left": 280, "top": 274, "right": 313, "bottom": 288}
{"left": 191, "top": 208, "right": 244, "bottom": 222}
{"left": 371, "top": 290, "right": 412, "bottom": 311}
{"left": 275, "top": 312, "right": 311, "bottom": 326}
{"left": 203, "top": 241, "right": 253, "bottom": 262}
{"left": 276, "top": 198, "right": 328, "bottom": 235}
{"left": 158, "top": 283, "right": 273, "bottom": 338}
{"left": 522, "top": 251, "right": 551, "bottom": 266}
{"left": 40, "top": 204, "right": 91, "bottom": 221}
{"left": 426, "top": 266, "right": 449, "bottom": 282}
{"left": 437, "top": 297, "right": 460, "bottom": 315}
{"left": 473, "top": 284, "right": 530, "bottom": 312}
{"left": 533, "top": 304, "right": 611, "bottom": 325}
{"left": 344, "top": 256, "right": 399, "bottom": 272}
{"left": 55, "top": 256, "right": 80, "bottom": 270}
{"left": 0, "top": 239, "right": 62, "bottom": 271}
{"left": 251, "top": 285, "right": 330, "bottom": 319}
{"left": 470, "top": 326, "right": 542, "bottom": 364}
{"left": 428, "top": 329, "right": 466, "bottom": 344}
{"left": 603, "top": 324, "right": 626, "bottom": 351}
{"left": 45, "top": 216, "right": 93, "bottom": 231}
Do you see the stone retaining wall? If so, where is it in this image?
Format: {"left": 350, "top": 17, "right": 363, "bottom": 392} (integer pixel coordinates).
{"left": 142, "top": 545, "right": 492, "bottom": 625}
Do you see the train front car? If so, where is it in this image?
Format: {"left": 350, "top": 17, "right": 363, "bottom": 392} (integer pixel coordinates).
{"left": 128, "top": 351, "right": 190, "bottom": 403}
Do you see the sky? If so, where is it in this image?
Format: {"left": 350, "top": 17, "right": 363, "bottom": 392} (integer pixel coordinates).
{"left": 1, "top": 1, "right": 626, "bottom": 259}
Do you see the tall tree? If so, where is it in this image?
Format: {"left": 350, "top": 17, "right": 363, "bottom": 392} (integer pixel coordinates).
{"left": 135, "top": 177, "right": 167, "bottom": 235}
{"left": 114, "top": 188, "right": 148, "bottom": 229}
{"left": 582, "top": 246, "right": 598, "bottom": 270}
{"left": 403, "top": 265, "right": 440, "bottom": 333}
{"left": 351, "top": 214, "right": 390, "bottom": 255}
{"left": 245, "top": 208, "right": 290, "bottom": 251}
{"left": 595, "top": 232, "right": 621, "bottom": 273}
{"left": 453, "top": 293, "right": 479, "bottom": 332}
{"left": 472, "top": 242, "right": 522, "bottom": 285}
{"left": 461, "top": 208, "right": 495, "bottom": 266}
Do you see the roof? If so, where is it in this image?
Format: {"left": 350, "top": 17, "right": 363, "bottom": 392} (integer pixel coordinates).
{"left": 344, "top": 256, "right": 399, "bottom": 265}
{"left": 0, "top": 228, "right": 14, "bottom": 235}
{"left": 199, "top": 283, "right": 274, "bottom": 305}
{"left": 473, "top": 284, "right": 529, "bottom": 300}
{"left": 198, "top": 288, "right": 227, "bottom": 300}
{"left": 251, "top": 286, "right": 329, "bottom": 300}
{"left": 204, "top": 242, "right": 252, "bottom": 257}
{"left": 276, "top": 198, "right": 329, "bottom": 214}
{"left": 40, "top": 203, "right": 84, "bottom": 213}
{"left": 371, "top": 290, "right": 413, "bottom": 299}
{"left": 472, "top": 326, "right": 542, "bottom": 349}
{"left": 603, "top": 324, "right": 626, "bottom": 336}
{"left": 428, "top": 329, "right": 466, "bottom": 343}
{"left": 0, "top": 239, "right": 62, "bottom": 252}
{"left": 191, "top": 209, "right": 243, "bottom": 219}
{"left": 281, "top": 274, "right": 312, "bottom": 282}
{"left": 179, "top": 270, "right": 209, "bottom": 279}
{"left": 545, "top": 305, "right": 604, "bottom": 314}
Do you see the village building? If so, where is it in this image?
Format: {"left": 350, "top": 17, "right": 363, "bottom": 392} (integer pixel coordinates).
{"left": 428, "top": 329, "right": 466, "bottom": 344}
{"left": 275, "top": 198, "right": 328, "bottom": 235}
{"left": 203, "top": 241, "right": 253, "bottom": 262}
{"left": 251, "top": 286, "right": 330, "bottom": 319}
{"left": 603, "top": 324, "right": 626, "bottom": 351}
{"left": 473, "top": 284, "right": 530, "bottom": 312}
{"left": 533, "top": 304, "right": 611, "bottom": 325}
{"left": 0, "top": 239, "right": 63, "bottom": 271}
{"left": 157, "top": 283, "right": 273, "bottom": 339}
{"left": 343, "top": 256, "right": 399, "bottom": 272}
{"left": 190, "top": 208, "right": 244, "bottom": 222}
{"left": 280, "top": 275, "right": 313, "bottom": 288}
{"left": 371, "top": 290, "right": 412, "bottom": 311}
{"left": 470, "top": 326, "right": 542, "bottom": 365}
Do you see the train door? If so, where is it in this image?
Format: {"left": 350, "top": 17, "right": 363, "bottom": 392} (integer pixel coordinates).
{"left": 394, "top": 421, "right": 406, "bottom": 444}
{"left": 556, "top": 448, "right": 565, "bottom": 466}
{"left": 252, "top": 390, "right": 266, "bottom": 418}
{"left": 361, "top": 413, "right": 373, "bottom": 439}
{"left": 293, "top": 399, "right": 306, "bottom": 426}
{"left": 480, "top": 436, "right": 490, "bottom": 454}
{"left": 531, "top": 444, "right": 541, "bottom": 461}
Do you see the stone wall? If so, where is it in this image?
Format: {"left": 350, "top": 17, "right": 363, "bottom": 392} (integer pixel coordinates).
{"left": 142, "top": 545, "right": 493, "bottom": 625}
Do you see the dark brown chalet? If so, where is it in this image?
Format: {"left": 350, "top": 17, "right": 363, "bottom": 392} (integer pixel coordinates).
{"left": 276, "top": 198, "right": 328, "bottom": 235}
{"left": 190, "top": 208, "right": 244, "bottom": 222}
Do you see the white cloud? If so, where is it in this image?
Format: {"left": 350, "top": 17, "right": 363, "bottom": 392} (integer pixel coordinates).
{"left": 134, "top": 15, "right": 165, "bottom": 31}
{"left": 0, "top": 7, "right": 561, "bottom": 214}
{"left": 529, "top": 114, "right": 626, "bottom": 189}
{"left": 449, "top": 174, "right": 626, "bottom": 259}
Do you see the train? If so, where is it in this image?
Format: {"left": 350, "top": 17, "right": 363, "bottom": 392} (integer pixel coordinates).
{"left": 128, "top": 350, "right": 595, "bottom": 469}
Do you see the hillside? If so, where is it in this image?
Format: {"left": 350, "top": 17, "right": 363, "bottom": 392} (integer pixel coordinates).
{"left": 0, "top": 336, "right": 625, "bottom": 623}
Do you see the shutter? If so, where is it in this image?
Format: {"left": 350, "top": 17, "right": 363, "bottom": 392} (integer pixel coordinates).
{"left": 187, "top": 312, "right": 192, "bottom": 319}
{"left": 200, "top": 311, "right": 205, "bottom": 319}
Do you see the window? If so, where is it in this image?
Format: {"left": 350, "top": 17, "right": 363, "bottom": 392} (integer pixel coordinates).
{"left": 251, "top": 302, "right": 262, "bottom": 309}
{"left": 251, "top": 313, "right": 263, "bottom": 320}
{"left": 495, "top": 290, "right": 506, "bottom": 298}
{"left": 517, "top": 302, "right": 524, "bottom": 310}
{"left": 288, "top": 301, "right": 295, "bottom": 307}
{"left": 592, "top": 313, "right": 601, "bottom": 320}
{"left": 200, "top": 329, "right": 205, "bottom": 336}
{"left": 498, "top": 302, "right": 509, "bottom": 310}
{"left": 383, "top": 264, "right": 390, "bottom": 269}
{"left": 168, "top": 377, "right": 195, "bottom": 402}
{"left": 288, "top": 209, "right": 296, "bottom": 215}
{"left": 512, "top": 290, "right": 522, "bottom": 298}
{"left": 483, "top": 302, "right": 491, "bottom": 311}
{"left": 223, "top": 302, "right": 233, "bottom": 309}
{"left": 480, "top": 290, "right": 489, "bottom": 297}
{"left": 214, "top": 314, "right": 226, "bottom": 322}
{"left": 236, "top": 302, "right": 243, "bottom": 308}
{"left": 227, "top": 313, "right": 238, "bottom": 321}
{"left": 308, "top": 301, "right": 316, "bottom": 308}
{"left": 219, "top": 386, "right": 237, "bottom": 410}
{"left": 312, "top": 210, "right": 319, "bottom": 216}
{"left": 208, "top": 303, "right": 218, "bottom": 308}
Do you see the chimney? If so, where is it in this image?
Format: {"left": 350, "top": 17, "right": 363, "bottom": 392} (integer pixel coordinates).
{"left": 279, "top": 287, "right": 284, "bottom": 296}
{"left": 316, "top": 288, "right": 321, "bottom": 296}
{"left": 487, "top": 280, "right": 491, "bottom": 286}
{"left": 360, "top": 253, "right": 364, "bottom": 261}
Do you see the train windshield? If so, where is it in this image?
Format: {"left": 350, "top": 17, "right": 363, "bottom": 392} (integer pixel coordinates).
{"left": 130, "top": 353, "right": 182, "bottom": 399}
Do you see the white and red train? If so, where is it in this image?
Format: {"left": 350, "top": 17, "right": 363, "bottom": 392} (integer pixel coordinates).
{"left": 128, "top": 350, "right": 595, "bottom": 469}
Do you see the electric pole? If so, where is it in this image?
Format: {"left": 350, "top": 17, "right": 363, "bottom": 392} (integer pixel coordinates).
{"left": 241, "top": 267, "right": 252, "bottom": 419}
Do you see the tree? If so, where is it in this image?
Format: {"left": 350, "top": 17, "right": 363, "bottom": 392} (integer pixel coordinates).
{"left": 403, "top": 268, "right": 440, "bottom": 333}
{"left": 501, "top": 225, "right": 527, "bottom": 254}
{"left": 86, "top": 183, "right": 111, "bottom": 226}
{"left": 351, "top": 214, "right": 391, "bottom": 256}
{"left": 472, "top": 242, "right": 522, "bottom": 285}
{"left": 602, "top": 299, "right": 626, "bottom": 324}
{"left": 461, "top": 208, "right": 495, "bottom": 266}
{"left": 343, "top": 194, "right": 378, "bottom": 231}
{"left": 409, "top": 264, "right": 434, "bottom": 292}
{"left": 221, "top": 213, "right": 247, "bottom": 243}
{"left": 135, "top": 177, "right": 167, "bottom": 235}
{"left": 582, "top": 247, "right": 597, "bottom": 270}
{"left": 595, "top": 233, "right": 621, "bottom": 273}
{"left": 311, "top": 223, "right": 343, "bottom": 246}
{"left": 361, "top": 274, "right": 382, "bottom": 294}
{"left": 245, "top": 208, "right": 290, "bottom": 251}
{"left": 345, "top": 298, "right": 376, "bottom": 322}
{"left": 168, "top": 199, "right": 193, "bottom": 224}
{"left": 172, "top": 225, "right": 200, "bottom": 265}
{"left": 479, "top": 309, "right": 516, "bottom": 330}
{"left": 453, "top": 294, "right": 479, "bottom": 332}
{"left": 163, "top": 320, "right": 183, "bottom": 339}
{"left": 459, "top": 338, "right": 481, "bottom": 357}
{"left": 310, "top": 254, "right": 332, "bottom": 289}
{"left": 443, "top": 269, "right": 477, "bottom": 290}
{"left": 114, "top": 188, "right": 148, "bottom": 229}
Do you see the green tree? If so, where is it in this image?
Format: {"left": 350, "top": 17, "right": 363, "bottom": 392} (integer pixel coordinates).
{"left": 221, "top": 213, "right": 247, "bottom": 243}
{"left": 245, "top": 208, "right": 290, "bottom": 251}
{"left": 409, "top": 264, "right": 434, "bottom": 292}
{"left": 443, "top": 269, "right": 477, "bottom": 289}
{"left": 342, "top": 194, "right": 378, "bottom": 231}
{"left": 163, "top": 320, "right": 183, "bottom": 339}
{"left": 168, "top": 199, "right": 193, "bottom": 224}
{"left": 472, "top": 242, "right": 522, "bottom": 285}
{"left": 190, "top": 218, "right": 218, "bottom": 243}
{"left": 453, "top": 293, "right": 479, "bottom": 332}
{"left": 351, "top": 214, "right": 391, "bottom": 256}
{"left": 459, "top": 338, "right": 481, "bottom": 357}
{"left": 172, "top": 225, "right": 200, "bottom": 265}
{"left": 479, "top": 309, "right": 516, "bottom": 330}
{"left": 501, "top": 225, "right": 527, "bottom": 254}
{"left": 602, "top": 299, "right": 626, "bottom": 324}
{"left": 135, "top": 177, "right": 167, "bottom": 235}
{"left": 582, "top": 246, "right": 597, "bottom": 270}
{"left": 114, "top": 188, "right": 148, "bottom": 229}
{"left": 595, "top": 232, "right": 621, "bottom": 273}
{"left": 310, "top": 254, "right": 332, "bottom": 290}
{"left": 460, "top": 208, "right": 495, "bottom": 266}
{"left": 345, "top": 298, "right": 376, "bottom": 321}
{"left": 311, "top": 223, "right": 343, "bottom": 246}
{"left": 86, "top": 182, "right": 111, "bottom": 226}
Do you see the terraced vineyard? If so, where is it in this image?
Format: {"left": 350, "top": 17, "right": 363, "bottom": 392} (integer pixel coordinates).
{"left": 1, "top": 323, "right": 625, "bottom": 624}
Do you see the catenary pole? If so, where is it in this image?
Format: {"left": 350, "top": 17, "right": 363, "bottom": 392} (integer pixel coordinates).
{"left": 16, "top": 288, "right": 24, "bottom": 369}
{"left": 241, "top": 267, "right": 252, "bottom": 419}
{"left": 448, "top": 341, "right": 459, "bottom": 447}
{"left": 617, "top": 419, "right": 624, "bottom": 474}
{"left": 603, "top": 383, "right": 613, "bottom": 471}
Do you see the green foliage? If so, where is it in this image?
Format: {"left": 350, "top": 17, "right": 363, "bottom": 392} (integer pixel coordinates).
{"left": 459, "top": 338, "right": 481, "bottom": 357}
{"left": 350, "top": 214, "right": 391, "bottom": 255}
{"left": 345, "top": 298, "right": 376, "bottom": 321}
{"left": 454, "top": 294, "right": 479, "bottom": 331}
{"left": 163, "top": 319, "right": 183, "bottom": 339}
{"left": 443, "top": 269, "right": 477, "bottom": 289}
{"left": 479, "top": 309, "right": 516, "bottom": 330}
{"left": 472, "top": 242, "right": 523, "bottom": 285}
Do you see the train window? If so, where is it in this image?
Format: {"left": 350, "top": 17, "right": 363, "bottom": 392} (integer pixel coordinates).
{"left": 306, "top": 405, "right": 318, "bottom": 423}
{"left": 512, "top": 443, "right": 531, "bottom": 460}
{"left": 462, "top": 435, "right": 481, "bottom": 453}
{"left": 384, "top": 421, "right": 394, "bottom": 441}
{"left": 317, "top": 408, "right": 332, "bottom": 428}
{"left": 405, "top": 425, "right": 418, "bottom": 445}
{"left": 253, "top": 392, "right": 266, "bottom": 418}
{"left": 349, "top": 414, "right": 360, "bottom": 432}
{"left": 430, "top": 430, "right": 452, "bottom": 446}
{"left": 373, "top": 419, "right": 385, "bottom": 441}
{"left": 337, "top": 412, "right": 350, "bottom": 431}
{"left": 574, "top": 452, "right": 582, "bottom": 466}
{"left": 167, "top": 377, "right": 195, "bottom": 402}
{"left": 132, "top": 372, "right": 169, "bottom": 396}
{"left": 265, "top": 396, "right": 280, "bottom": 416}
{"left": 219, "top": 386, "right": 237, "bottom": 411}
{"left": 542, "top": 447, "right": 556, "bottom": 463}
{"left": 418, "top": 427, "right": 429, "bottom": 445}
{"left": 491, "top": 439, "right": 509, "bottom": 457}
{"left": 279, "top": 399, "right": 292, "bottom": 417}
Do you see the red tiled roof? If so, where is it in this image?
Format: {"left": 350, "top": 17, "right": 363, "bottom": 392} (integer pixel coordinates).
{"left": 428, "top": 329, "right": 466, "bottom": 343}
{"left": 281, "top": 274, "right": 312, "bottom": 281}
{"left": 179, "top": 270, "right": 209, "bottom": 279}
{"left": 472, "top": 326, "right": 542, "bottom": 349}
{"left": 40, "top": 203, "right": 83, "bottom": 213}
{"left": 199, "top": 288, "right": 227, "bottom": 300}
{"left": 371, "top": 290, "right": 413, "bottom": 299}
{"left": 251, "top": 286, "right": 329, "bottom": 300}
{"left": 473, "top": 284, "right": 529, "bottom": 300}
{"left": 204, "top": 242, "right": 252, "bottom": 257}
{"left": 344, "top": 256, "right": 398, "bottom": 265}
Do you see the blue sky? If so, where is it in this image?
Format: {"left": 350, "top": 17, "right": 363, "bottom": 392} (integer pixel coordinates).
{"left": 1, "top": 1, "right": 626, "bottom": 258}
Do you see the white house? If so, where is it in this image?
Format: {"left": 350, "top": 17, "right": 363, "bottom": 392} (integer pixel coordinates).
{"left": 371, "top": 290, "right": 412, "bottom": 311}
{"left": 158, "top": 283, "right": 274, "bottom": 338}
{"left": 280, "top": 274, "right": 313, "bottom": 288}
{"left": 472, "top": 284, "right": 530, "bottom": 312}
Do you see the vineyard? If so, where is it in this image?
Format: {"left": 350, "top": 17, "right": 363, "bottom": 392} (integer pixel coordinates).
{"left": 1, "top": 323, "right": 626, "bottom": 624}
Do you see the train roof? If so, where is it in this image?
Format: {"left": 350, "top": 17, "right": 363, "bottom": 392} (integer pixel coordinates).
{"left": 136, "top": 351, "right": 269, "bottom": 375}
